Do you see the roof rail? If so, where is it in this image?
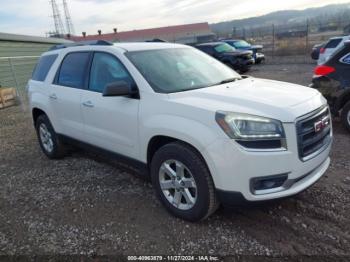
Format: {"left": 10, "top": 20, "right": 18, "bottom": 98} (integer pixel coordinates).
{"left": 49, "top": 40, "right": 113, "bottom": 51}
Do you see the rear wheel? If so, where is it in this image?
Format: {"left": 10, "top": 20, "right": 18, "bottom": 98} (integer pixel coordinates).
{"left": 341, "top": 101, "right": 350, "bottom": 132}
{"left": 35, "top": 114, "right": 66, "bottom": 159}
{"left": 150, "top": 142, "right": 219, "bottom": 221}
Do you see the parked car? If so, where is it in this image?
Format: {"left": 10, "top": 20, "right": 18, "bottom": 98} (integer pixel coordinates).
{"left": 195, "top": 42, "right": 254, "bottom": 73}
{"left": 311, "top": 42, "right": 325, "bottom": 60}
{"left": 311, "top": 40, "right": 350, "bottom": 132}
{"left": 223, "top": 39, "right": 265, "bottom": 64}
{"left": 28, "top": 41, "right": 332, "bottom": 221}
{"left": 318, "top": 35, "right": 350, "bottom": 65}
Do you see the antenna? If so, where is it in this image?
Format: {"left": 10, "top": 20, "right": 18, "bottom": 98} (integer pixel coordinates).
{"left": 62, "top": 0, "right": 75, "bottom": 35}
{"left": 50, "top": 0, "right": 66, "bottom": 36}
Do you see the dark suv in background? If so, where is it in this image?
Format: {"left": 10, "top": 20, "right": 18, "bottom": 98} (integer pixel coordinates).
{"left": 311, "top": 41, "right": 350, "bottom": 132}
{"left": 195, "top": 42, "right": 254, "bottom": 73}
{"left": 223, "top": 39, "right": 265, "bottom": 64}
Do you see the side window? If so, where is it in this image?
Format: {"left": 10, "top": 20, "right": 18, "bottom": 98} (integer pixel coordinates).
{"left": 56, "top": 52, "right": 90, "bottom": 88}
{"left": 325, "top": 39, "right": 342, "bottom": 49}
{"left": 32, "top": 54, "right": 58, "bottom": 81}
{"left": 207, "top": 47, "right": 215, "bottom": 55}
{"left": 89, "top": 52, "right": 133, "bottom": 93}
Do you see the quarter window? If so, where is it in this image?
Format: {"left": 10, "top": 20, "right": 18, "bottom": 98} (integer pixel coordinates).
{"left": 89, "top": 52, "right": 133, "bottom": 93}
{"left": 57, "top": 52, "right": 90, "bottom": 88}
{"left": 32, "top": 54, "right": 58, "bottom": 81}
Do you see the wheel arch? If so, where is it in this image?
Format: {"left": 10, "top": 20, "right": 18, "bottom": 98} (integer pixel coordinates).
{"left": 32, "top": 107, "right": 47, "bottom": 126}
{"left": 147, "top": 135, "right": 208, "bottom": 168}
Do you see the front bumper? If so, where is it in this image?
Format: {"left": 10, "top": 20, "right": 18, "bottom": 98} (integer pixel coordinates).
{"left": 254, "top": 53, "right": 265, "bottom": 63}
{"left": 201, "top": 123, "right": 332, "bottom": 202}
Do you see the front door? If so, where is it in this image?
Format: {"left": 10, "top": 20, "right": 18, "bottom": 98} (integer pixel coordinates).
{"left": 81, "top": 52, "right": 140, "bottom": 159}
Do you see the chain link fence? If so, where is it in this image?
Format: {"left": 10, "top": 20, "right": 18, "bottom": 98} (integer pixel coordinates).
{"left": 216, "top": 19, "right": 350, "bottom": 64}
{"left": 0, "top": 56, "right": 39, "bottom": 108}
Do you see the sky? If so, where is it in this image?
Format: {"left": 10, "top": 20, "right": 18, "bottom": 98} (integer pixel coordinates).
{"left": 0, "top": 0, "right": 349, "bottom": 37}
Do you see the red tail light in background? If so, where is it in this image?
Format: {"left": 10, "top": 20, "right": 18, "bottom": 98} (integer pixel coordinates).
{"left": 320, "top": 47, "right": 326, "bottom": 54}
{"left": 314, "top": 65, "right": 335, "bottom": 76}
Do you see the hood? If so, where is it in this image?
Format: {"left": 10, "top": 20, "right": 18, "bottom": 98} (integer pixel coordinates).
{"left": 250, "top": 45, "right": 263, "bottom": 51}
{"left": 167, "top": 78, "right": 326, "bottom": 122}
{"left": 221, "top": 50, "right": 253, "bottom": 56}
{"left": 236, "top": 45, "right": 263, "bottom": 52}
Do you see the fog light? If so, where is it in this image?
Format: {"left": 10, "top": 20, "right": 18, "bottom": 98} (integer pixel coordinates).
{"left": 251, "top": 174, "right": 288, "bottom": 194}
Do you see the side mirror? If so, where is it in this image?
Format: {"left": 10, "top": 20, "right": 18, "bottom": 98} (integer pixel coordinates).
{"left": 102, "top": 81, "right": 136, "bottom": 97}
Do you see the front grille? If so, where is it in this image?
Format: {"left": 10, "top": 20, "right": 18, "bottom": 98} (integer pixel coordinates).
{"left": 296, "top": 106, "right": 332, "bottom": 161}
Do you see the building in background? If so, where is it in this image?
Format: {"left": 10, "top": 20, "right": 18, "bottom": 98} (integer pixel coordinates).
{"left": 0, "top": 32, "right": 71, "bottom": 95}
{"left": 69, "top": 22, "right": 215, "bottom": 44}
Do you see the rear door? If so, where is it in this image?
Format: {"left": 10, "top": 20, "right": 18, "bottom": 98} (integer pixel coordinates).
{"left": 49, "top": 52, "right": 91, "bottom": 139}
{"left": 81, "top": 51, "right": 140, "bottom": 159}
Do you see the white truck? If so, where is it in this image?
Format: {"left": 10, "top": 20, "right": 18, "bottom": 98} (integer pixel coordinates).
{"left": 27, "top": 41, "right": 332, "bottom": 221}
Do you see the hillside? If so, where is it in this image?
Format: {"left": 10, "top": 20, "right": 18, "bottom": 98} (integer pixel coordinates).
{"left": 210, "top": 3, "right": 350, "bottom": 34}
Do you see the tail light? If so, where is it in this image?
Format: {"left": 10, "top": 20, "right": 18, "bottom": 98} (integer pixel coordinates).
{"left": 314, "top": 65, "right": 335, "bottom": 76}
{"left": 320, "top": 47, "right": 326, "bottom": 54}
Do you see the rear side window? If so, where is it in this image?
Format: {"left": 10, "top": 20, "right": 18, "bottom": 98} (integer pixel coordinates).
{"left": 56, "top": 52, "right": 90, "bottom": 88}
{"left": 32, "top": 54, "right": 58, "bottom": 81}
{"left": 325, "top": 39, "right": 342, "bottom": 49}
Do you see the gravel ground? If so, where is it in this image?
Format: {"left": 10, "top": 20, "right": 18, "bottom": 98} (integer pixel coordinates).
{"left": 0, "top": 63, "right": 349, "bottom": 259}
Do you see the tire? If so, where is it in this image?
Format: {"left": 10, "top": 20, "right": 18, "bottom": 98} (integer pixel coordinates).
{"left": 35, "top": 114, "right": 66, "bottom": 159}
{"left": 150, "top": 142, "right": 219, "bottom": 222}
{"left": 341, "top": 101, "right": 350, "bottom": 133}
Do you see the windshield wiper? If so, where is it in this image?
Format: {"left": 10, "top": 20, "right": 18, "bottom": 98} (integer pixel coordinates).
{"left": 207, "top": 78, "right": 240, "bottom": 87}
{"left": 219, "top": 78, "right": 240, "bottom": 84}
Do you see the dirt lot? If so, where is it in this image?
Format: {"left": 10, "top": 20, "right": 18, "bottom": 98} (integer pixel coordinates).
{"left": 0, "top": 63, "right": 349, "bottom": 259}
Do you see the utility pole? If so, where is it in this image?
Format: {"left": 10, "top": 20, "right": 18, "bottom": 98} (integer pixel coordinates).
{"left": 50, "top": 0, "right": 65, "bottom": 36}
{"left": 62, "top": 0, "right": 75, "bottom": 35}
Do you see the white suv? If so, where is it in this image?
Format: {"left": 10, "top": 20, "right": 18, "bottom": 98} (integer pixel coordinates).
{"left": 27, "top": 41, "right": 332, "bottom": 221}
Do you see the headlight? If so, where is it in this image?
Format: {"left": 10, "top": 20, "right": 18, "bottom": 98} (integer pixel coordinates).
{"left": 215, "top": 111, "right": 286, "bottom": 149}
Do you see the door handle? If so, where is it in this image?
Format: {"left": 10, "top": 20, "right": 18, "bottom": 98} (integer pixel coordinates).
{"left": 49, "top": 93, "right": 57, "bottom": 100}
{"left": 82, "top": 101, "right": 94, "bottom": 108}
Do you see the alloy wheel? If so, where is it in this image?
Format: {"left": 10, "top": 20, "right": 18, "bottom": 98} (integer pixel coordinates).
{"left": 39, "top": 123, "right": 54, "bottom": 153}
{"left": 159, "top": 159, "right": 197, "bottom": 210}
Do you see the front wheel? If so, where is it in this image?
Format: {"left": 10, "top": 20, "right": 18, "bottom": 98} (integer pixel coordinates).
{"left": 341, "top": 101, "right": 350, "bottom": 133}
{"left": 150, "top": 142, "right": 219, "bottom": 221}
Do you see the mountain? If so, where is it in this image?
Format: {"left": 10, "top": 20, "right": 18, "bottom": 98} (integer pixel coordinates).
{"left": 210, "top": 3, "right": 350, "bottom": 34}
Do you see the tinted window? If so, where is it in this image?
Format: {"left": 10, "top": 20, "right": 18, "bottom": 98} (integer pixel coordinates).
{"left": 197, "top": 46, "right": 213, "bottom": 55}
{"left": 214, "top": 43, "right": 235, "bottom": 53}
{"left": 32, "top": 54, "right": 58, "bottom": 81}
{"left": 89, "top": 52, "right": 133, "bottom": 93}
{"left": 57, "top": 52, "right": 90, "bottom": 88}
{"left": 232, "top": 40, "right": 250, "bottom": 48}
{"left": 325, "top": 39, "right": 342, "bottom": 49}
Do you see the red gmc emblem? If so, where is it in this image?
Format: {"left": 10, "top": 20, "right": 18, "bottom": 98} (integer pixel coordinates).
{"left": 314, "top": 117, "right": 330, "bottom": 133}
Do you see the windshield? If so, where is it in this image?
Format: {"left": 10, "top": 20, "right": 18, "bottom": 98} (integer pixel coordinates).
{"left": 233, "top": 40, "right": 251, "bottom": 48}
{"left": 126, "top": 48, "right": 241, "bottom": 93}
{"left": 214, "top": 43, "right": 236, "bottom": 53}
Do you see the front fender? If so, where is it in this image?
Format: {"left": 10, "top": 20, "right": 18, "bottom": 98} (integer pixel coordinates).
{"left": 140, "top": 114, "right": 221, "bottom": 163}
